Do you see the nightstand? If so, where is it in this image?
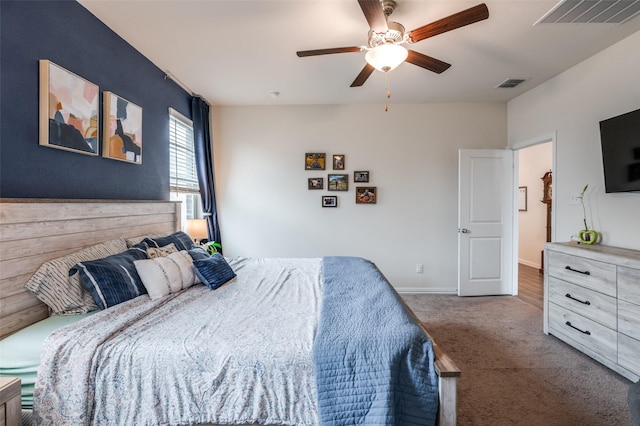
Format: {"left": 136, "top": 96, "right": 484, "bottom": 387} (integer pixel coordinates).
{"left": 0, "top": 377, "right": 20, "bottom": 426}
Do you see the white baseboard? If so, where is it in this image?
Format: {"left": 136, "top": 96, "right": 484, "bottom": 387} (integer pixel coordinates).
{"left": 518, "top": 259, "right": 540, "bottom": 269}
{"left": 395, "top": 287, "right": 457, "bottom": 295}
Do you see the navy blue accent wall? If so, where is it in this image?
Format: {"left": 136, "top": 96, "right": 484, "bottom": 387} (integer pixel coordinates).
{"left": 0, "top": 1, "right": 192, "bottom": 200}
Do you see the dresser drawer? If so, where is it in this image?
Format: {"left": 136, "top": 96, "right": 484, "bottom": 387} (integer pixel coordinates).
{"left": 619, "top": 299, "right": 640, "bottom": 341}
{"left": 619, "top": 266, "right": 640, "bottom": 306}
{"left": 548, "top": 303, "right": 617, "bottom": 362}
{"left": 548, "top": 276, "right": 616, "bottom": 329}
{"left": 618, "top": 333, "right": 640, "bottom": 377}
{"left": 547, "top": 250, "right": 616, "bottom": 296}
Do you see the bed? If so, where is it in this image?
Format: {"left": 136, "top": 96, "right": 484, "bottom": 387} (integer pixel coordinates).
{"left": 0, "top": 199, "right": 460, "bottom": 425}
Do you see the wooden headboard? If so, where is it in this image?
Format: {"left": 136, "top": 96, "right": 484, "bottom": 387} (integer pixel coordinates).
{"left": 0, "top": 199, "right": 181, "bottom": 338}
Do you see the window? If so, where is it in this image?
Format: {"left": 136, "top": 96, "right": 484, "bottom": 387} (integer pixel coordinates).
{"left": 169, "top": 108, "right": 202, "bottom": 222}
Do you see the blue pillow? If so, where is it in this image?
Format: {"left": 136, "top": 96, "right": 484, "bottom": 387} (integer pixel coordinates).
{"left": 194, "top": 253, "right": 236, "bottom": 290}
{"left": 70, "top": 246, "right": 149, "bottom": 309}
{"left": 188, "top": 246, "right": 210, "bottom": 261}
{"left": 143, "top": 231, "right": 195, "bottom": 251}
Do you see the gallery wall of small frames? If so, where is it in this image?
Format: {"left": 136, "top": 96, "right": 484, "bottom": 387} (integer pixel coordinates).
{"left": 305, "top": 153, "right": 377, "bottom": 207}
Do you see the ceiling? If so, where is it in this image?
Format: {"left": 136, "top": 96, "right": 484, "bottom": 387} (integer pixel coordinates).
{"left": 78, "top": 0, "right": 640, "bottom": 106}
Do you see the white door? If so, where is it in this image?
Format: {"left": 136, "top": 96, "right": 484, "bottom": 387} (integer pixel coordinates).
{"left": 458, "top": 149, "right": 514, "bottom": 296}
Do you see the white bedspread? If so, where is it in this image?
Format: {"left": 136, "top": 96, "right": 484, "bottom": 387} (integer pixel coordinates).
{"left": 34, "top": 257, "right": 322, "bottom": 426}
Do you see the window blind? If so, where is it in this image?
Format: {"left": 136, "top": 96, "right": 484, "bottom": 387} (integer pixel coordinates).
{"left": 169, "top": 109, "right": 199, "bottom": 193}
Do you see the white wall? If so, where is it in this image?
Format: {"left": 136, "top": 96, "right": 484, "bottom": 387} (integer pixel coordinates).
{"left": 518, "top": 143, "right": 552, "bottom": 268}
{"left": 508, "top": 31, "right": 640, "bottom": 250}
{"left": 213, "top": 103, "right": 506, "bottom": 292}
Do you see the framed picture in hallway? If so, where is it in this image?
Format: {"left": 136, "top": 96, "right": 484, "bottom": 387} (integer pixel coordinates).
{"left": 519, "top": 186, "right": 527, "bottom": 211}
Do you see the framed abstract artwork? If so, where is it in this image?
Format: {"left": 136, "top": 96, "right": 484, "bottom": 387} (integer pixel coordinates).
{"left": 39, "top": 60, "right": 99, "bottom": 155}
{"left": 305, "top": 153, "right": 325, "bottom": 170}
{"left": 103, "top": 91, "right": 142, "bottom": 164}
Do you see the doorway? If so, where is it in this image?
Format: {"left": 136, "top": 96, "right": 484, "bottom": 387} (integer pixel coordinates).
{"left": 514, "top": 137, "right": 554, "bottom": 305}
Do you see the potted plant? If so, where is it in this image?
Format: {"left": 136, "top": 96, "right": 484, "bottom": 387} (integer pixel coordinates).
{"left": 202, "top": 241, "right": 222, "bottom": 255}
{"left": 577, "top": 184, "right": 598, "bottom": 245}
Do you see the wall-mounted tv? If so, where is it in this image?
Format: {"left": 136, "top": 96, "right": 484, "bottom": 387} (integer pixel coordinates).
{"left": 599, "top": 108, "right": 640, "bottom": 193}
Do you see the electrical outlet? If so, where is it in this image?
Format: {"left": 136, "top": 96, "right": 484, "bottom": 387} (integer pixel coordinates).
{"left": 569, "top": 193, "right": 581, "bottom": 205}
{"left": 416, "top": 264, "right": 424, "bottom": 274}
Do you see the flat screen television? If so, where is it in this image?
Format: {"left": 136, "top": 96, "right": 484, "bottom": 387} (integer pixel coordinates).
{"left": 599, "top": 108, "right": 640, "bottom": 193}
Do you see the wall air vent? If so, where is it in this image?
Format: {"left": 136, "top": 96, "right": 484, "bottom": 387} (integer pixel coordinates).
{"left": 496, "top": 78, "right": 528, "bottom": 89}
{"left": 536, "top": 0, "right": 640, "bottom": 24}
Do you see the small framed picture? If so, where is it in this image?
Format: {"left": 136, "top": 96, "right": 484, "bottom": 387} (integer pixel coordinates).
{"left": 305, "top": 153, "right": 325, "bottom": 170}
{"left": 308, "top": 177, "right": 324, "bottom": 190}
{"left": 519, "top": 186, "right": 527, "bottom": 211}
{"left": 328, "top": 174, "right": 348, "bottom": 191}
{"left": 333, "top": 154, "right": 345, "bottom": 170}
{"left": 322, "top": 196, "right": 337, "bottom": 207}
{"left": 354, "top": 171, "right": 369, "bottom": 182}
{"left": 356, "top": 187, "right": 377, "bottom": 204}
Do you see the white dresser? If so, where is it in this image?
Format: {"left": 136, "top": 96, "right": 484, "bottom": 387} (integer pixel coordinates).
{"left": 544, "top": 242, "right": 640, "bottom": 381}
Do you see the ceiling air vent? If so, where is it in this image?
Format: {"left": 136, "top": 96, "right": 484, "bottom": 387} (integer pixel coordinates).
{"left": 496, "top": 78, "right": 528, "bottom": 89}
{"left": 536, "top": 0, "right": 640, "bottom": 24}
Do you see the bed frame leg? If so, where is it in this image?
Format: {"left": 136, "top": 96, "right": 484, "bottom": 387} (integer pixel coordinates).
{"left": 437, "top": 375, "right": 458, "bottom": 426}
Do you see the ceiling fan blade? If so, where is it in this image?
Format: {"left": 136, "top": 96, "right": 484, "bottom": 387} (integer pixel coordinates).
{"left": 406, "top": 50, "right": 451, "bottom": 74}
{"left": 350, "top": 64, "right": 375, "bottom": 87}
{"left": 407, "top": 3, "right": 489, "bottom": 43}
{"left": 297, "top": 47, "right": 362, "bottom": 57}
{"left": 358, "top": 0, "right": 388, "bottom": 33}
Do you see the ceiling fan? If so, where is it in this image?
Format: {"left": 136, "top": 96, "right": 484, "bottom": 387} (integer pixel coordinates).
{"left": 296, "top": 0, "right": 489, "bottom": 87}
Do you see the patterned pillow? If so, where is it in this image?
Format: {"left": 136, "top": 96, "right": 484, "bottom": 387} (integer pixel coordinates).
{"left": 187, "top": 246, "right": 210, "bottom": 261}
{"left": 134, "top": 251, "right": 199, "bottom": 300}
{"left": 193, "top": 253, "right": 236, "bottom": 290}
{"left": 24, "top": 238, "right": 127, "bottom": 314}
{"left": 125, "top": 233, "right": 168, "bottom": 248}
{"left": 143, "top": 231, "right": 195, "bottom": 251}
{"left": 70, "top": 245, "right": 149, "bottom": 309}
{"left": 146, "top": 243, "right": 178, "bottom": 259}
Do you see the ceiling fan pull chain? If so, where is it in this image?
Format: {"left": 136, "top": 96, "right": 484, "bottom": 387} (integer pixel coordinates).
{"left": 385, "top": 72, "right": 391, "bottom": 112}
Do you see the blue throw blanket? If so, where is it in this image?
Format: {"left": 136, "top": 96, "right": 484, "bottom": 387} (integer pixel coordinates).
{"left": 314, "top": 257, "right": 439, "bottom": 425}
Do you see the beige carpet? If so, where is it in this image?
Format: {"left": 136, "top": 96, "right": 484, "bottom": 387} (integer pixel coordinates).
{"left": 402, "top": 294, "right": 634, "bottom": 426}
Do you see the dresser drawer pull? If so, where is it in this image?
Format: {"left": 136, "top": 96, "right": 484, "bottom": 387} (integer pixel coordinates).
{"left": 565, "top": 265, "right": 591, "bottom": 275}
{"left": 565, "top": 293, "right": 591, "bottom": 305}
{"left": 565, "top": 321, "right": 591, "bottom": 335}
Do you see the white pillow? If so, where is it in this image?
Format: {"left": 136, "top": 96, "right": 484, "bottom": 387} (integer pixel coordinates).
{"left": 134, "top": 251, "right": 198, "bottom": 300}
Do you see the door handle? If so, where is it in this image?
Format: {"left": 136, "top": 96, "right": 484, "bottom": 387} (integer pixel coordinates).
{"left": 458, "top": 228, "right": 470, "bottom": 233}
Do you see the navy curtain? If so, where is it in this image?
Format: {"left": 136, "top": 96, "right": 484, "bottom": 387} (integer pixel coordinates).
{"left": 191, "top": 96, "right": 222, "bottom": 251}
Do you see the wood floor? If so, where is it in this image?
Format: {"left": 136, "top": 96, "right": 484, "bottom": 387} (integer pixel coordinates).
{"left": 517, "top": 263, "right": 543, "bottom": 310}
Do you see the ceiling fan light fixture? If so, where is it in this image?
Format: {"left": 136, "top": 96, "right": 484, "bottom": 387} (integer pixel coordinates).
{"left": 365, "top": 43, "right": 408, "bottom": 72}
